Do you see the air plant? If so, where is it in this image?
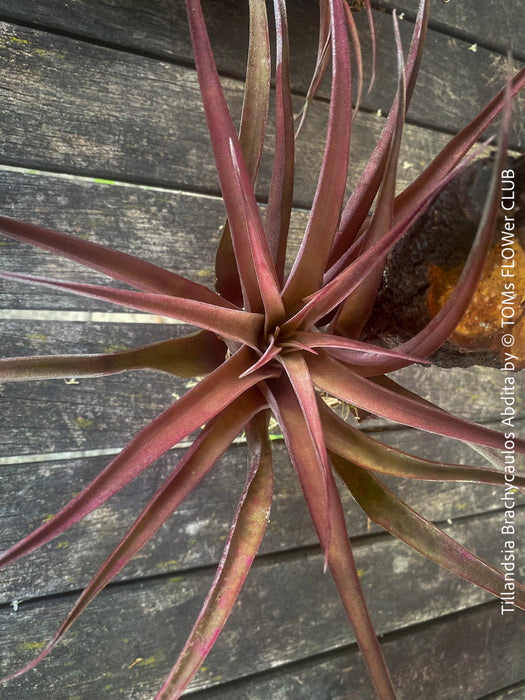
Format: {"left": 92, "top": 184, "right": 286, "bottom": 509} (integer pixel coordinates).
{"left": 0, "top": 0, "right": 524, "bottom": 697}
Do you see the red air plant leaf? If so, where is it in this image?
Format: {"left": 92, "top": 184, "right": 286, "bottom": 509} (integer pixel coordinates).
{"left": 215, "top": 0, "right": 271, "bottom": 305}
{"left": 1, "top": 0, "right": 524, "bottom": 698}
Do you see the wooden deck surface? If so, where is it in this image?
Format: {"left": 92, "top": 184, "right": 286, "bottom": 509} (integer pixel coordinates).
{"left": 0, "top": 1, "right": 524, "bottom": 698}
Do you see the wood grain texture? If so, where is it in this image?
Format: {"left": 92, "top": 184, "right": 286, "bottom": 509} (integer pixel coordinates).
{"left": 193, "top": 602, "right": 525, "bottom": 700}
{"left": 1, "top": 319, "right": 522, "bottom": 458}
{"left": 2, "top": 427, "right": 518, "bottom": 601}
{"left": 378, "top": 0, "right": 525, "bottom": 56}
{"left": 0, "top": 30, "right": 459, "bottom": 204}
{"left": 0, "top": 0, "right": 524, "bottom": 698}
{"left": 0, "top": 1, "right": 522, "bottom": 145}
{"left": 2, "top": 509, "right": 523, "bottom": 699}
{"left": 1, "top": 0, "right": 524, "bottom": 61}
{"left": 0, "top": 115, "right": 446, "bottom": 308}
{"left": 485, "top": 681, "right": 525, "bottom": 699}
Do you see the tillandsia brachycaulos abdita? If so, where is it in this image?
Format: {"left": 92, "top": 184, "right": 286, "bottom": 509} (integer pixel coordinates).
{"left": 0, "top": 0, "right": 524, "bottom": 697}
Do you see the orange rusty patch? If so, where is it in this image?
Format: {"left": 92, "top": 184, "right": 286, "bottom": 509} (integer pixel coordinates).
{"left": 505, "top": 314, "right": 525, "bottom": 370}
{"left": 427, "top": 243, "right": 525, "bottom": 353}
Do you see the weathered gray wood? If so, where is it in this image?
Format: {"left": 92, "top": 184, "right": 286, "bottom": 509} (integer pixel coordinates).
{"left": 0, "top": 24, "right": 462, "bottom": 208}
{"left": 391, "top": 363, "right": 525, "bottom": 422}
{"left": 1, "top": 427, "right": 518, "bottom": 602}
{"left": 0, "top": 366, "right": 517, "bottom": 456}
{"left": 0, "top": 356, "right": 190, "bottom": 456}
{"left": 2, "top": 0, "right": 524, "bottom": 65}
{"left": 379, "top": 0, "right": 525, "bottom": 57}
{"left": 0, "top": 2, "right": 522, "bottom": 146}
{"left": 1, "top": 319, "right": 522, "bottom": 455}
{"left": 0, "top": 0, "right": 250, "bottom": 67}
{"left": 1, "top": 1, "right": 524, "bottom": 697}
{"left": 1, "top": 510, "right": 523, "bottom": 698}
{"left": 484, "top": 681, "right": 525, "bottom": 699}
{"left": 193, "top": 602, "right": 525, "bottom": 700}
{"left": 0, "top": 123, "right": 451, "bottom": 308}
{"left": 0, "top": 319, "right": 179, "bottom": 358}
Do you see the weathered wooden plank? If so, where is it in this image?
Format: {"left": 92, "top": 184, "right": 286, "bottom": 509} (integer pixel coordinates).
{"left": 0, "top": 169, "right": 304, "bottom": 311}
{"left": 391, "top": 363, "right": 525, "bottom": 423}
{"left": 0, "top": 333, "right": 194, "bottom": 456}
{"left": 485, "top": 682, "right": 525, "bottom": 700}
{"left": 2, "top": 0, "right": 523, "bottom": 67}
{"left": 369, "top": 8, "right": 525, "bottom": 147}
{"left": 0, "top": 0, "right": 250, "bottom": 67}
{"left": 0, "top": 3, "right": 523, "bottom": 697}
{"left": 2, "top": 424, "right": 518, "bottom": 602}
{"left": 1, "top": 321, "right": 521, "bottom": 456}
{"left": 0, "top": 1, "right": 523, "bottom": 146}
{"left": 0, "top": 119, "right": 451, "bottom": 309}
{"left": 0, "top": 319, "right": 180, "bottom": 358}
{"left": 1, "top": 347, "right": 522, "bottom": 456}
{"left": 379, "top": 0, "right": 525, "bottom": 57}
{"left": 0, "top": 16, "right": 522, "bottom": 200}
{"left": 193, "top": 602, "right": 525, "bottom": 699}
{"left": 0, "top": 21, "right": 236, "bottom": 189}
{"left": 1, "top": 510, "right": 523, "bottom": 698}
{"left": 0, "top": 18, "right": 463, "bottom": 204}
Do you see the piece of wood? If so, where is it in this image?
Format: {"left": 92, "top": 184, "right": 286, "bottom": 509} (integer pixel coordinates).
{"left": 1, "top": 1, "right": 524, "bottom": 697}
{"left": 0, "top": 2, "right": 523, "bottom": 146}
{"left": 378, "top": 0, "right": 525, "bottom": 56}
{"left": 485, "top": 682, "right": 525, "bottom": 699}
{"left": 192, "top": 602, "right": 525, "bottom": 700}
{"left": 1, "top": 509, "right": 523, "bottom": 698}
{"left": 2, "top": 367, "right": 521, "bottom": 455}
{"left": 0, "top": 25, "right": 461, "bottom": 206}
{"left": 364, "top": 155, "right": 525, "bottom": 369}
{"left": 2, "top": 0, "right": 524, "bottom": 66}
{"left": 1, "top": 317, "right": 521, "bottom": 458}
{"left": 0, "top": 117, "right": 447, "bottom": 309}
{"left": 1, "top": 427, "right": 517, "bottom": 602}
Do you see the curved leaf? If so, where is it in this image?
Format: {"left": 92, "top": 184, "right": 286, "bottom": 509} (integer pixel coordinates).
{"left": 0, "top": 331, "right": 226, "bottom": 381}
{"left": 362, "top": 0, "right": 376, "bottom": 95}
{"left": 265, "top": 0, "right": 295, "bottom": 284}
{"left": 215, "top": 0, "right": 271, "bottom": 305}
{"left": 308, "top": 352, "right": 525, "bottom": 452}
{"left": 186, "top": 0, "right": 278, "bottom": 313}
{"left": 283, "top": 0, "right": 353, "bottom": 306}
{"left": 1, "top": 391, "right": 265, "bottom": 686}
{"left": 0, "top": 347, "right": 277, "bottom": 571}
{"left": 281, "top": 353, "right": 331, "bottom": 562}
{"left": 333, "top": 11, "right": 406, "bottom": 337}
{"left": 263, "top": 377, "right": 396, "bottom": 699}
{"left": 321, "top": 401, "right": 525, "bottom": 490}
{"left": 344, "top": 0, "right": 364, "bottom": 117}
{"left": 333, "top": 456, "right": 525, "bottom": 610}
{"left": 369, "top": 79, "right": 513, "bottom": 371}
{"left": 328, "top": 0, "right": 430, "bottom": 267}
{"left": 294, "top": 0, "right": 331, "bottom": 138}
{"left": 292, "top": 330, "right": 429, "bottom": 370}
{"left": 394, "top": 63, "right": 525, "bottom": 227}
{"left": 0, "top": 215, "right": 234, "bottom": 309}
{"left": 0, "top": 269, "right": 264, "bottom": 348}
{"left": 157, "top": 411, "right": 272, "bottom": 698}
{"left": 229, "top": 140, "right": 285, "bottom": 328}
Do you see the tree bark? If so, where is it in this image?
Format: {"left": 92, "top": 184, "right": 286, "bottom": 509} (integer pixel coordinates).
{"left": 363, "top": 155, "right": 525, "bottom": 370}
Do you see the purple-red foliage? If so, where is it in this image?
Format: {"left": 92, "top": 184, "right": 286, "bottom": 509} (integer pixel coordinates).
{"left": 0, "top": 1, "right": 524, "bottom": 697}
